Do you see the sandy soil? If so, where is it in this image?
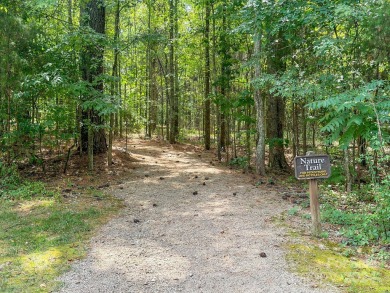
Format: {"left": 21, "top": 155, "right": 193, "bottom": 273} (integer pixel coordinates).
{"left": 58, "top": 139, "right": 338, "bottom": 293}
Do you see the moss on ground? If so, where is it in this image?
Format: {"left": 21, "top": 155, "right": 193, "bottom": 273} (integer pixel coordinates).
{"left": 287, "top": 242, "right": 390, "bottom": 293}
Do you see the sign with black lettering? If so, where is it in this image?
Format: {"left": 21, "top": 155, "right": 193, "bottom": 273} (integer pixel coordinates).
{"left": 294, "top": 155, "right": 331, "bottom": 180}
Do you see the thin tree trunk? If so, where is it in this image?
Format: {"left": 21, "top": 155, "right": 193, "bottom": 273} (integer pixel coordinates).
{"left": 173, "top": 0, "right": 179, "bottom": 140}
{"left": 108, "top": 0, "right": 120, "bottom": 166}
{"left": 253, "top": 30, "right": 266, "bottom": 176}
{"left": 168, "top": 0, "right": 176, "bottom": 143}
{"left": 344, "top": 147, "right": 352, "bottom": 192}
{"left": 302, "top": 104, "right": 307, "bottom": 154}
{"left": 88, "top": 111, "right": 94, "bottom": 171}
{"left": 211, "top": 3, "right": 219, "bottom": 160}
{"left": 292, "top": 102, "right": 299, "bottom": 156}
{"left": 5, "top": 32, "right": 12, "bottom": 165}
{"left": 108, "top": 113, "right": 114, "bottom": 165}
{"left": 219, "top": 6, "right": 228, "bottom": 153}
{"left": 245, "top": 104, "right": 251, "bottom": 168}
{"left": 147, "top": 0, "right": 158, "bottom": 138}
{"left": 204, "top": 0, "right": 211, "bottom": 150}
{"left": 118, "top": 57, "right": 123, "bottom": 138}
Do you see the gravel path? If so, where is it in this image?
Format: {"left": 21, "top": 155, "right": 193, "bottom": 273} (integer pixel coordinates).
{"left": 58, "top": 140, "right": 338, "bottom": 293}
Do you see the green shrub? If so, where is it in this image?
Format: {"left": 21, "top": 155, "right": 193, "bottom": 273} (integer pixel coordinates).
{"left": 0, "top": 162, "right": 22, "bottom": 192}
{"left": 0, "top": 162, "right": 55, "bottom": 200}
{"left": 325, "top": 165, "right": 345, "bottom": 185}
{"left": 322, "top": 202, "right": 389, "bottom": 246}
{"left": 229, "top": 156, "right": 249, "bottom": 169}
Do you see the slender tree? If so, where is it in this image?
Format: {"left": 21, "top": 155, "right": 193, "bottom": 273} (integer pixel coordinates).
{"left": 108, "top": 0, "right": 120, "bottom": 166}
{"left": 168, "top": 0, "right": 177, "bottom": 143}
{"left": 204, "top": 0, "right": 211, "bottom": 150}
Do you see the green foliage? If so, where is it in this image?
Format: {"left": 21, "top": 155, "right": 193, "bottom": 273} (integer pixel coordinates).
{"left": 308, "top": 80, "right": 389, "bottom": 149}
{"left": 321, "top": 198, "right": 389, "bottom": 246}
{"left": 325, "top": 165, "right": 346, "bottom": 185}
{"left": 288, "top": 206, "right": 299, "bottom": 216}
{"left": 266, "top": 137, "right": 289, "bottom": 148}
{"left": 0, "top": 163, "right": 55, "bottom": 200}
{"left": 374, "top": 176, "right": 390, "bottom": 240}
{"left": 229, "top": 156, "right": 249, "bottom": 169}
{"left": 0, "top": 163, "right": 22, "bottom": 192}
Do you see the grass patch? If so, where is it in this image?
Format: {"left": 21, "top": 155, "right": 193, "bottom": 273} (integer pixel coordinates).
{"left": 287, "top": 242, "right": 390, "bottom": 292}
{"left": 0, "top": 187, "right": 124, "bottom": 292}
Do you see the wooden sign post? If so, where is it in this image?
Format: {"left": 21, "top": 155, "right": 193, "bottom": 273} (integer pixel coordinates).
{"left": 294, "top": 151, "right": 331, "bottom": 236}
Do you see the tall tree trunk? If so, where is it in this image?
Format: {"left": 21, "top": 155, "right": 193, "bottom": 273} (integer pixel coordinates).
{"left": 266, "top": 32, "right": 288, "bottom": 171}
{"left": 164, "top": 54, "right": 170, "bottom": 141}
{"left": 204, "top": 0, "right": 211, "bottom": 150}
{"left": 118, "top": 57, "right": 123, "bottom": 138}
{"left": 149, "top": 56, "right": 158, "bottom": 136}
{"left": 147, "top": 0, "right": 158, "bottom": 137}
{"left": 108, "top": 0, "right": 120, "bottom": 166}
{"left": 211, "top": 3, "right": 219, "bottom": 159}
{"left": 173, "top": 0, "right": 179, "bottom": 140}
{"left": 5, "top": 33, "right": 12, "bottom": 165}
{"left": 253, "top": 30, "right": 266, "bottom": 176}
{"left": 168, "top": 0, "right": 177, "bottom": 143}
{"left": 245, "top": 103, "right": 251, "bottom": 168}
{"left": 219, "top": 6, "right": 228, "bottom": 153}
{"left": 80, "top": 0, "right": 107, "bottom": 156}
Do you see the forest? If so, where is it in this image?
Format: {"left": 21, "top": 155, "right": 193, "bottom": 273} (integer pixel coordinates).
{"left": 0, "top": 0, "right": 389, "bottom": 291}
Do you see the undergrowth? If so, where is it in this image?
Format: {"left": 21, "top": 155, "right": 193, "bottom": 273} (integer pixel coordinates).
{"left": 320, "top": 178, "right": 390, "bottom": 247}
{"left": 0, "top": 163, "right": 55, "bottom": 200}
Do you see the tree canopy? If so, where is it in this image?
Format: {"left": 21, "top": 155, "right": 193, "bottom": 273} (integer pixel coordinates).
{"left": 0, "top": 0, "right": 388, "bottom": 177}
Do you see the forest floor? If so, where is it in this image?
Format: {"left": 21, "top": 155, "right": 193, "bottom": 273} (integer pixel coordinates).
{"left": 54, "top": 137, "right": 341, "bottom": 293}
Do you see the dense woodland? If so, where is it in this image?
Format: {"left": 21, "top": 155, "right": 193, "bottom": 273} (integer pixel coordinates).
{"left": 0, "top": 1, "right": 389, "bottom": 243}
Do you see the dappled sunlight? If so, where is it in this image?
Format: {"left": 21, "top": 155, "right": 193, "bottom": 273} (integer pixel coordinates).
{"left": 15, "top": 199, "right": 55, "bottom": 214}
{"left": 196, "top": 198, "right": 233, "bottom": 216}
{"left": 21, "top": 248, "right": 62, "bottom": 274}
{"left": 288, "top": 244, "right": 390, "bottom": 292}
{"left": 59, "top": 138, "right": 339, "bottom": 292}
{"left": 185, "top": 166, "right": 224, "bottom": 174}
{"left": 91, "top": 244, "right": 190, "bottom": 284}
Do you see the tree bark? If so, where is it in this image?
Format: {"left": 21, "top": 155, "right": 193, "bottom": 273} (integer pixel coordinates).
{"left": 302, "top": 104, "right": 307, "bottom": 154}
{"left": 204, "top": 0, "right": 211, "bottom": 150}
{"left": 219, "top": 6, "right": 228, "bottom": 153}
{"left": 80, "top": 0, "right": 107, "bottom": 155}
{"left": 253, "top": 30, "right": 266, "bottom": 176}
{"left": 108, "top": 0, "right": 120, "bottom": 166}
{"left": 173, "top": 0, "right": 180, "bottom": 140}
{"left": 168, "top": 0, "right": 178, "bottom": 143}
{"left": 266, "top": 32, "right": 289, "bottom": 171}
{"left": 292, "top": 102, "right": 298, "bottom": 156}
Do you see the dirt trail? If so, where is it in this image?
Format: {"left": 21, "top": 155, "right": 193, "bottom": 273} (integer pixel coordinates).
{"left": 58, "top": 139, "right": 337, "bottom": 293}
